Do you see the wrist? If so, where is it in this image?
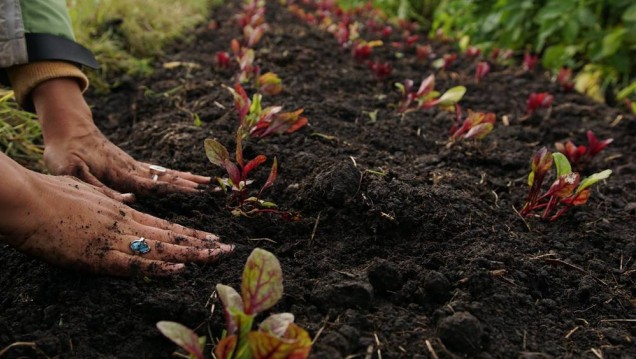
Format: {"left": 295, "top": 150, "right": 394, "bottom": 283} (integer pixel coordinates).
{"left": 32, "top": 78, "right": 96, "bottom": 146}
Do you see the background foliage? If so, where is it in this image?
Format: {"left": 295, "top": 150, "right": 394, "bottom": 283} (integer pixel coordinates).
{"left": 343, "top": 0, "right": 636, "bottom": 105}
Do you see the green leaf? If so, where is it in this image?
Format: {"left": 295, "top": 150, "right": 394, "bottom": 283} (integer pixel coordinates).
{"left": 616, "top": 81, "right": 636, "bottom": 100}
{"left": 576, "top": 169, "right": 612, "bottom": 193}
{"left": 436, "top": 86, "right": 466, "bottom": 106}
{"left": 623, "top": 4, "right": 636, "bottom": 22}
{"left": 552, "top": 152, "right": 572, "bottom": 178}
{"left": 241, "top": 248, "right": 283, "bottom": 315}
{"left": 216, "top": 284, "right": 244, "bottom": 312}
{"left": 156, "top": 321, "right": 204, "bottom": 359}
{"left": 599, "top": 28, "right": 627, "bottom": 59}
{"left": 204, "top": 138, "right": 230, "bottom": 167}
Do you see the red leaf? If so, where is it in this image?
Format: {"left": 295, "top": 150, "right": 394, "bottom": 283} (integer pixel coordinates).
{"left": 523, "top": 53, "right": 538, "bottom": 71}
{"left": 225, "top": 161, "right": 241, "bottom": 189}
{"left": 260, "top": 157, "right": 278, "bottom": 195}
{"left": 156, "top": 321, "right": 204, "bottom": 359}
{"left": 243, "top": 155, "right": 267, "bottom": 178}
{"left": 214, "top": 335, "right": 237, "bottom": 359}
{"left": 217, "top": 51, "right": 231, "bottom": 69}
{"left": 248, "top": 323, "right": 312, "bottom": 359}
{"left": 475, "top": 62, "right": 490, "bottom": 83}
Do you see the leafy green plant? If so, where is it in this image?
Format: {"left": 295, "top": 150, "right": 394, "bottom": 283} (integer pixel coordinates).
{"left": 519, "top": 147, "right": 612, "bottom": 221}
{"left": 157, "top": 248, "right": 311, "bottom": 359}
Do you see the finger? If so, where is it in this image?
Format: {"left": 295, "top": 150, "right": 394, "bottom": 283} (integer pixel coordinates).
{"left": 141, "top": 162, "right": 211, "bottom": 184}
{"left": 73, "top": 162, "right": 135, "bottom": 203}
{"left": 128, "top": 175, "right": 200, "bottom": 195}
{"left": 131, "top": 211, "right": 220, "bottom": 241}
{"left": 95, "top": 250, "right": 185, "bottom": 277}
{"left": 121, "top": 235, "right": 231, "bottom": 263}
{"left": 129, "top": 225, "right": 216, "bottom": 248}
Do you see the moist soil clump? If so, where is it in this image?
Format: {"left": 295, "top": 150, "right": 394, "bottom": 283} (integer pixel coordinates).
{"left": 1, "top": 1, "right": 635, "bottom": 358}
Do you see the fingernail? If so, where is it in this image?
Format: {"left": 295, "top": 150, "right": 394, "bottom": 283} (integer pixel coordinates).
{"left": 168, "top": 263, "right": 186, "bottom": 272}
{"left": 205, "top": 234, "right": 219, "bottom": 241}
{"left": 122, "top": 193, "right": 136, "bottom": 202}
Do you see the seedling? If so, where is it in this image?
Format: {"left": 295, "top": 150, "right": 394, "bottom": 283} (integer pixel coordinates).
{"left": 475, "top": 62, "right": 490, "bottom": 83}
{"left": 555, "top": 130, "right": 613, "bottom": 170}
{"left": 367, "top": 61, "right": 392, "bottom": 80}
{"left": 351, "top": 40, "right": 382, "bottom": 62}
{"left": 433, "top": 53, "right": 457, "bottom": 70}
{"left": 395, "top": 74, "right": 466, "bottom": 113}
{"left": 520, "top": 147, "right": 612, "bottom": 221}
{"left": 526, "top": 92, "right": 553, "bottom": 116}
{"left": 217, "top": 51, "right": 231, "bottom": 69}
{"left": 449, "top": 105, "right": 496, "bottom": 143}
{"left": 157, "top": 248, "right": 311, "bottom": 359}
{"left": 243, "top": 23, "right": 269, "bottom": 48}
{"left": 523, "top": 53, "right": 538, "bottom": 71}
{"left": 557, "top": 68, "right": 574, "bottom": 92}
{"left": 415, "top": 44, "right": 432, "bottom": 61}
{"left": 256, "top": 72, "right": 283, "bottom": 96}
{"left": 214, "top": 248, "right": 311, "bottom": 359}
{"left": 465, "top": 46, "right": 481, "bottom": 57}
{"left": 224, "top": 83, "right": 308, "bottom": 139}
{"left": 205, "top": 134, "right": 298, "bottom": 220}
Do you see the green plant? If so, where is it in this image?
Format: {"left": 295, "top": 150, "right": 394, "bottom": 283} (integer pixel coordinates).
{"left": 0, "top": 90, "right": 43, "bottom": 170}
{"left": 519, "top": 147, "right": 612, "bottom": 221}
{"left": 157, "top": 248, "right": 311, "bottom": 359}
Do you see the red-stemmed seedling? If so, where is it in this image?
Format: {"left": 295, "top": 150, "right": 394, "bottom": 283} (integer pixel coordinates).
{"left": 217, "top": 51, "right": 231, "bottom": 69}
{"left": 557, "top": 67, "right": 574, "bottom": 92}
{"left": 367, "top": 60, "right": 392, "bottom": 80}
{"left": 449, "top": 105, "right": 496, "bottom": 144}
{"left": 351, "top": 40, "right": 382, "bottom": 62}
{"left": 416, "top": 44, "right": 433, "bottom": 61}
{"left": 224, "top": 83, "right": 308, "bottom": 139}
{"left": 204, "top": 133, "right": 298, "bottom": 220}
{"left": 158, "top": 248, "right": 311, "bottom": 359}
{"left": 475, "top": 62, "right": 490, "bottom": 83}
{"left": 395, "top": 74, "right": 466, "bottom": 114}
{"left": 523, "top": 53, "right": 538, "bottom": 71}
{"left": 526, "top": 92, "right": 553, "bottom": 116}
{"left": 555, "top": 130, "right": 613, "bottom": 170}
{"left": 519, "top": 147, "right": 612, "bottom": 221}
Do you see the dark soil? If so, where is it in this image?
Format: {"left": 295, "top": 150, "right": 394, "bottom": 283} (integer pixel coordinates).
{"left": 2, "top": 1, "right": 635, "bottom": 358}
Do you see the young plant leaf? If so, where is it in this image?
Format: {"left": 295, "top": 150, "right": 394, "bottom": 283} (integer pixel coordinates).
{"left": 248, "top": 323, "right": 312, "bottom": 359}
{"left": 552, "top": 152, "right": 572, "bottom": 177}
{"left": 205, "top": 138, "right": 231, "bottom": 167}
{"left": 216, "top": 284, "right": 245, "bottom": 334}
{"left": 241, "top": 248, "right": 283, "bottom": 315}
{"left": 243, "top": 155, "right": 267, "bottom": 178}
{"left": 259, "top": 157, "right": 278, "bottom": 196}
{"left": 214, "top": 335, "right": 238, "bottom": 359}
{"left": 435, "top": 86, "right": 466, "bottom": 107}
{"left": 259, "top": 313, "right": 295, "bottom": 337}
{"left": 576, "top": 169, "right": 612, "bottom": 193}
{"left": 156, "top": 321, "right": 205, "bottom": 359}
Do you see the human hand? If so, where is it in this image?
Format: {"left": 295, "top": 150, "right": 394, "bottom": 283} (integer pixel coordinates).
{"left": 33, "top": 78, "right": 210, "bottom": 198}
{"left": 1, "top": 168, "right": 233, "bottom": 276}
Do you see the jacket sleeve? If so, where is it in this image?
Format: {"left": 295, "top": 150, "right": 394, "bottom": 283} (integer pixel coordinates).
{"left": 0, "top": 0, "right": 98, "bottom": 109}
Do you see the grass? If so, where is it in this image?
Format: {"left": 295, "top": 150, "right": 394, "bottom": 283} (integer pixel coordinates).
{"left": 0, "top": 0, "right": 219, "bottom": 169}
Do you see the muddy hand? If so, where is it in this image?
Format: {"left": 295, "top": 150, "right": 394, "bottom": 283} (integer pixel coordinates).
{"left": 33, "top": 78, "right": 210, "bottom": 197}
{"left": 0, "top": 157, "right": 233, "bottom": 276}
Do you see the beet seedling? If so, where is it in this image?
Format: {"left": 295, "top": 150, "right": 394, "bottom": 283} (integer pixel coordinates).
{"left": 449, "top": 105, "right": 496, "bottom": 143}
{"left": 395, "top": 74, "right": 466, "bottom": 113}
{"left": 519, "top": 147, "right": 612, "bottom": 221}
{"left": 475, "top": 62, "right": 490, "bottom": 83}
{"left": 367, "top": 60, "right": 392, "bottom": 80}
{"left": 157, "top": 248, "right": 311, "bottom": 359}
{"left": 523, "top": 53, "right": 538, "bottom": 72}
{"left": 351, "top": 40, "right": 382, "bottom": 62}
{"left": 526, "top": 92, "right": 553, "bottom": 116}
{"left": 557, "top": 68, "right": 574, "bottom": 92}
{"left": 217, "top": 51, "right": 231, "bottom": 69}
{"left": 256, "top": 72, "right": 283, "bottom": 96}
{"left": 215, "top": 248, "right": 312, "bottom": 359}
{"left": 555, "top": 130, "right": 613, "bottom": 170}
{"left": 205, "top": 134, "right": 297, "bottom": 220}
{"left": 224, "top": 83, "right": 308, "bottom": 139}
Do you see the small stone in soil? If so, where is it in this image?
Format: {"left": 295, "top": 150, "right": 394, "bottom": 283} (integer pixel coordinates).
{"left": 437, "top": 311, "right": 484, "bottom": 356}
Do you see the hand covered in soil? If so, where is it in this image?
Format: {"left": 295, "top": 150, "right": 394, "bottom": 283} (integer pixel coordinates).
{"left": 33, "top": 78, "right": 210, "bottom": 198}
{"left": 0, "top": 152, "right": 233, "bottom": 276}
